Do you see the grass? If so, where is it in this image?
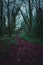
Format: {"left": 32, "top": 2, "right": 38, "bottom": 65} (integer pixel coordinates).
{"left": 0, "top": 34, "right": 18, "bottom": 45}
{"left": 0, "top": 34, "right": 18, "bottom": 56}
{"left": 19, "top": 32, "right": 43, "bottom": 46}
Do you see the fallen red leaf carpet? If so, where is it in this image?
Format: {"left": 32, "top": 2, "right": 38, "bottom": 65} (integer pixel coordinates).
{"left": 0, "top": 35, "right": 43, "bottom": 65}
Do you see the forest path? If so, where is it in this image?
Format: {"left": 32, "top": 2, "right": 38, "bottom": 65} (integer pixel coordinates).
{"left": 0, "top": 35, "right": 43, "bottom": 65}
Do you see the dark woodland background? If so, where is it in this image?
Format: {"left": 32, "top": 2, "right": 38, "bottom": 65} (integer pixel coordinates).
{"left": 0, "top": 0, "right": 43, "bottom": 65}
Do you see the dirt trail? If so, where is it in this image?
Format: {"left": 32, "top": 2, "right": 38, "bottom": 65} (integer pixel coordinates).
{"left": 0, "top": 35, "right": 43, "bottom": 65}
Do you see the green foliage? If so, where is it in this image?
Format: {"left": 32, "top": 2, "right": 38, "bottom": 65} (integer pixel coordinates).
{"left": 19, "top": 32, "right": 43, "bottom": 46}
{"left": 0, "top": 34, "right": 18, "bottom": 45}
{"left": 0, "top": 34, "right": 18, "bottom": 57}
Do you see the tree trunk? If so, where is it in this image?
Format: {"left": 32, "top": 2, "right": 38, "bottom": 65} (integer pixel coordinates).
{"left": 7, "top": 0, "right": 11, "bottom": 37}
{"left": 28, "top": 0, "right": 32, "bottom": 31}
{"left": 0, "top": 0, "right": 3, "bottom": 35}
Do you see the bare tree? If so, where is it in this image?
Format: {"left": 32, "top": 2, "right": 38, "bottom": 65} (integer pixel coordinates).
{"left": 0, "top": 0, "right": 3, "bottom": 35}
{"left": 11, "top": 1, "right": 23, "bottom": 32}
{"left": 28, "top": 0, "right": 32, "bottom": 31}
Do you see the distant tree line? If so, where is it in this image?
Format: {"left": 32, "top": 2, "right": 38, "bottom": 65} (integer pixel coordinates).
{"left": 0, "top": 0, "right": 43, "bottom": 38}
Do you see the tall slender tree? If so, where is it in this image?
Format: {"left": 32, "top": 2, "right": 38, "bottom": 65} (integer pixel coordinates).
{"left": 28, "top": 0, "right": 32, "bottom": 31}
{"left": 0, "top": 0, "right": 3, "bottom": 35}
{"left": 7, "top": 0, "right": 11, "bottom": 37}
